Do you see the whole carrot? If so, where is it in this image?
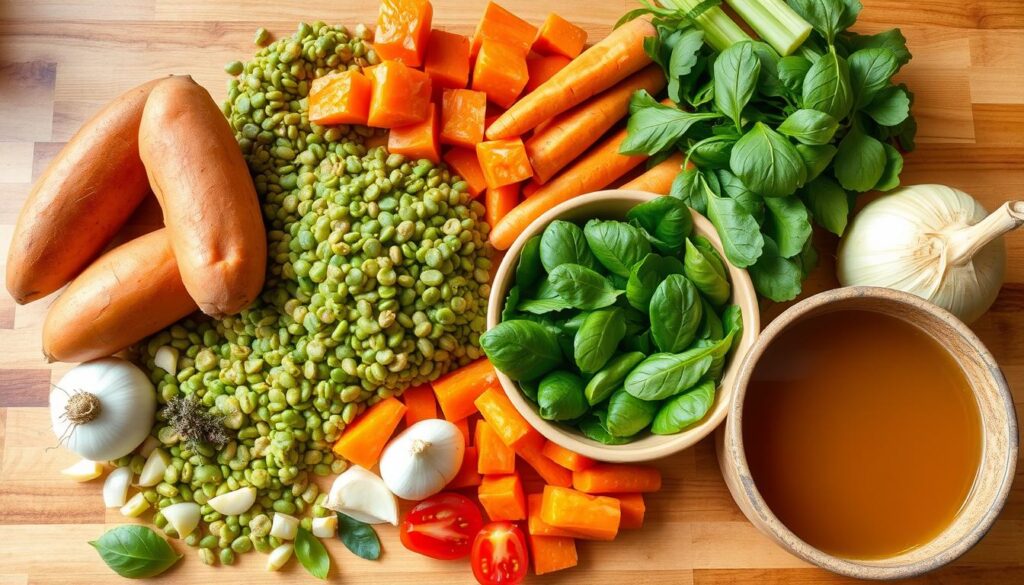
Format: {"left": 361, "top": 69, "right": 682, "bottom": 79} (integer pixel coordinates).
{"left": 621, "top": 152, "right": 688, "bottom": 193}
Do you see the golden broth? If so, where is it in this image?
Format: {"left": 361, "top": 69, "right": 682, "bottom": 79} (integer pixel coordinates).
{"left": 743, "top": 309, "right": 982, "bottom": 559}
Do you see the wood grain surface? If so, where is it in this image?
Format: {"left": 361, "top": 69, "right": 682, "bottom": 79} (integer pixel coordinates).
{"left": 0, "top": 1, "right": 1022, "bottom": 583}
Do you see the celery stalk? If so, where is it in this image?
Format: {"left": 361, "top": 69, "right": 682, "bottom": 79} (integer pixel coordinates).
{"left": 726, "top": 0, "right": 812, "bottom": 55}
{"left": 664, "top": 0, "right": 752, "bottom": 52}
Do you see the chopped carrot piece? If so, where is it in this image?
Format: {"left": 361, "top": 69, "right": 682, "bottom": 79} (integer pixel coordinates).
{"left": 471, "top": 1, "right": 538, "bottom": 57}
{"left": 447, "top": 445, "right": 482, "bottom": 489}
{"left": 529, "top": 533, "right": 578, "bottom": 575}
{"left": 441, "top": 89, "right": 487, "bottom": 148}
{"left": 620, "top": 152, "right": 687, "bottom": 193}
{"left": 387, "top": 103, "right": 440, "bottom": 163}
{"left": 442, "top": 147, "right": 487, "bottom": 198}
{"left": 478, "top": 474, "right": 527, "bottom": 521}
{"left": 521, "top": 179, "right": 541, "bottom": 198}
{"left": 486, "top": 182, "right": 520, "bottom": 228}
{"left": 309, "top": 70, "right": 373, "bottom": 126}
{"left": 476, "top": 138, "right": 532, "bottom": 189}
{"left": 366, "top": 61, "right": 432, "bottom": 128}
{"left": 454, "top": 416, "right": 472, "bottom": 446}
{"left": 617, "top": 493, "right": 646, "bottom": 529}
{"left": 474, "top": 386, "right": 539, "bottom": 449}
{"left": 432, "top": 358, "right": 499, "bottom": 422}
{"left": 373, "top": 0, "right": 433, "bottom": 67}
{"left": 541, "top": 441, "right": 596, "bottom": 472}
{"left": 527, "top": 493, "right": 579, "bottom": 537}
{"left": 573, "top": 464, "right": 662, "bottom": 494}
{"left": 525, "top": 54, "right": 571, "bottom": 94}
{"left": 540, "top": 485, "right": 621, "bottom": 541}
{"left": 424, "top": 29, "right": 471, "bottom": 90}
{"left": 532, "top": 13, "right": 588, "bottom": 59}
{"left": 402, "top": 384, "right": 438, "bottom": 426}
{"left": 332, "top": 397, "right": 407, "bottom": 469}
{"left": 472, "top": 39, "right": 529, "bottom": 109}
{"left": 515, "top": 433, "right": 572, "bottom": 487}
{"left": 476, "top": 420, "right": 516, "bottom": 475}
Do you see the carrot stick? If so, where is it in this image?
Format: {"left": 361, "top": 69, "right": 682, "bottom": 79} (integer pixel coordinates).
{"left": 541, "top": 441, "right": 595, "bottom": 472}
{"left": 486, "top": 182, "right": 520, "bottom": 228}
{"left": 529, "top": 532, "right": 578, "bottom": 575}
{"left": 478, "top": 473, "right": 528, "bottom": 521}
{"left": 474, "top": 387, "right": 540, "bottom": 448}
{"left": 332, "top": 397, "right": 407, "bottom": 469}
{"left": 525, "top": 65, "right": 665, "bottom": 184}
{"left": 485, "top": 17, "right": 656, "bottom": 140}
{"left": 432, "top": 358, "right": 499, "bottom": 421}
{"left": 447, "top": 445, "right": 482, "bottom": 489}
{"left": 572, "top": 463, "right": 662, "bottom": 494}
{"left": 527, "top": 493, "right": 579, "bottom": 537}
{"left": 620, "top": 152, "right": 687, "bottom": 193}
{"left": 454, "top": 416, "right": 472, "bottom": 446}
{"left": 402, "top": 384, "right": 438, "bottom": 426}
{"left": 540, "top": 485, "right": 621, "bottom": 541}
{"left": 490, "top": 127, "right": 646, "bottom": 250}
{"left": 477, "top": 420, "right": 516, "bottom": 475}
{"left": 515, "top": 434, "right": 572, "bottom": 487}
{"left": 617, "top": 493, "right": 646, "bottom": 529}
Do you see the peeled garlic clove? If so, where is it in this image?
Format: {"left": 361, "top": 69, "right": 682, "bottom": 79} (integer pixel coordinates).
{"left": 61, "top": 459, "right": 104, "bottom": 482}
{"left": 137, "top": 448, "right": 169, "bottom": 487}
{"left": 266, "top": 543, "right": 294, "bottom": 571}
{"left": 137, "top": 435, "right": 160, "bottom": 458}
{"left": 154, "top": 346, "right": 179, "bottom": 375}
{"left": 103, "top": 466, "right": 133, "bottom": 507}
{"left": 270, "top": 512, "right": 299, "bottom": 540}
{"left": 311, "top": 515, "right": 338, "bottom": 538}
{"left": 324, "top": 465, "right": 398, "bottom": 525}
{"left": 120, "top": 492, "right": 150, "bottom": 517}
{"left": 162, "top": 502, "right": 200, "bottom": 539}
{"left": 208, "top": 487, "right": 256, "bottom": 516}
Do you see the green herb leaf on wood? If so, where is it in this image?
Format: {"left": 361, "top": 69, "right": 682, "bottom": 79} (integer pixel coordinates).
{"left": 803, "top": 176, "right": 849, "bottom": 236}
{"left": 764, "top": 196, "right": 813, "bottom": 259}
{"left": 620, "top": 91, "right": 723, "bottom": 155}
{"left": 833, "top": 125, "right": 886, "bottom": 192}
{"left": 847, "top": 48, "right": 899, "bottom": 109}
{"left": 90, "top": 525, "right": 182, "bottom": 579}
{"left": 730, "top": 122, "right": 806, "bottom": 197}
{"left": 295, "top": 527, "right": 330, "bottom": 579}
{"left": 337, "top": 513, "right": 382, "bottom": 561}
{"left": 802, "top": 47, "right": 853, "bottom": 120}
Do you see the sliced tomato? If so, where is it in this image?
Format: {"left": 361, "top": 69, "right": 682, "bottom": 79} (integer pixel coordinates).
{"left": 471, "top": 521, "right": 529, "bottom": 585}
{"left": 400, "top": 492, "right": 484, "bottom": 560}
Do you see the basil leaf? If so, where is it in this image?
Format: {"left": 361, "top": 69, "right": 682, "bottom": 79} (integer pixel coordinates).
{"left": 787, "top": 0, "right": 861, "bottom": 43}
{"left": 698, "top": 298, "right": 725, "bottom": 341}
{"left": 706, "top": 189, "right": 764, "bottom": 268}
{"left": 777, "top": 109, "right": 839, "bottom": 145}
{"left": 627, "top": 197, "right": 693, "bottom": 255}
{"left": 687, "top": 135, "right": 737, "bottom": 167}
{"left": 795, "top": 143, "right": 837, "bottom": 182}
{"left": 666, "top": 28, "right": 706, "bottom": 103}
{"left": 803, "top": 176, "right": 849, "bottom": 236}
{"left": 90, "top": 525, "right": 182, "bottom": 579}
{"left": 749, "top": 236, "right": 803, "bottom": 301}
{"left": 799, "top": 235, "right": 819, "bottom": 277}
{"left": 847, "top": 48, "right": 899, "bottom": 109}
{"left": 833, "top": 126, "right": 886, "bottom": 192}
{"left": 652, "top": 380, "right": 716, "bottom": 434}
{"left": 606, "top": 388, "right": 660, "bottom": 438}
{"left": 750, "top": 41, "right": 786, "bottom": 99}
{"left": 337, "top": 513, "right": 381, "bottom": 561}
{"left": 875, "top": 143, "right": 904, "bottom": 192}
{"left": 624, "top": 349, "right": 714, "bottom": 401}
{"left": 585, "top": 351, "right": 646, "bottom": 405}
{"left": 574, "top": 308, "right": 627, "bottom": 374}
{"left": 730, "top": 122, "right": 806, "bottom": 197}
{"left": 715, "top": 169, "right": 764, "bottom": 223}
{"left": 777, "top": 55, "right": 811, "bottom": 95}
{"left": 670, "top": 166, "right": 709, "bottom": 214}
{"left": 540, "top": 220, "right": 597, "bottom": 272}
{"left": 684, "top": 238, "right": 730, "bottom": 306}
{"left": 802, "top": 47, "right": 853, "bottom": 120}
{"left": 580, "top": 411, "right": 633, "bottom": 445}
{"left": 502, "top": 285, "right": 520, "bottom": 322}
{"left": 713, "top": 41, "right": 761, "bottom": 130}
{"left": 583, "top": 220, "right": 651, "bottom": 278}
{"left": 700, "top": 310, "right": 743, "bottom": 382}
{"left": 295, "top": 527, "right": 330, "bottom": 579}
{"left": 841, "top": 29, "right": 911, "bottom": 70}
{"left": 548, "top": 264, "right": 622, "bottom": 309}
{"left": 538, "top": 370, "right": 589, "bottom": 421}
{"left": 517, "top": 297, "right": 574, "bottom": 315}
{"left": 481, "top": 320, "right": 563, "bottom": 380}
{"left": 650, "top": 274, "right": 703, "bottom": 353}
{"left": 626, "top": 253, "right": 685, "bottom": 311}
{"left": 621, "top": 95, "right": 723, "bottom": 155}
{"left": 515, "top": 235, "right": 543, "bottom": 290}
{"left": 693, "top": 236, "right": 728, "bottom": 280}
{"left": 764, "top": 196, "right": 812, "bottom": 258}
{"left": 863, "top": 85, "right": 910, "bottom": 126}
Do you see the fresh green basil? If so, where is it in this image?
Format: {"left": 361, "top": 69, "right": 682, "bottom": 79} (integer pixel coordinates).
{"left": 787, "top": 0, "right": 860, "bottom": 44}
{"left": 517, "top": 297, "right": 574, "bottom": 315}
{"left": 803, "top": 176, "right": 849, "bottom": 236}
{"left": 580, "top": 411, "right": 632, "bottom": 445}
{"left": 606, "top": 389, "right": 660, "bottom": 438}
{"left": 669, "top": 166, "right": 712, "bottom": 215}
{"left": 480, "top": 320, "right": 563, "bottom": 381}
{"left": 862, "top": 86, "right": 910, "bottom": 126}
{"left": 540, "top": 220, "right": 597, "bottom": 272}
{"left": 684, "top": 238, "right": 730, "bottom": 306}
{"left": 337, "top": 513, "right": 381, "bottom": 561}
{"left": 749, "top": 41, "right": 786, "bottom": 99}
{"left": 548, "top": 263, "right": 622, "bottom": 310}
{"left": 627, "top": 196, "right": 693, "bottom": 255}
{"left": 706, "top": 189, "right": 764, "bottom": 268}
{"left": 713, "top": 41, "right": 761, "bottom": 130}
{"left": 875, "top": 143, "right": 904, "bottom": 192}
{"left": 584, "top": 351, "right": 646, "bottom": 405}
{"left": 501, "top": 285, "right": 520, "bottom": 322}
{"left": 650, "top": 274, "right": 703, "bottom": 353}
{"left": 777, "top": 109, "right": 839, "bottom": 145}
{"left": 574, "top": 308, "right": 627, "bottom": 374}
{"left": 702, "top": 309, "right": 744, "bottom": 382}
{"left": 620, "top": 90, "right": 723, "bottom": 155}
{"left": 802, "top": 47, "right": 853, "bottom": 120}
{"left": 622, "top": 328, "right": 654, "bottom": 355}
{"left": 833, "top": 125, "right": 886, "bottom": 192}
{"left": 795, "top": 143, "right": 837, "bottom": 182}
{"left": 715, "top": 169, "right": 764, "bottom": 223}
{"left": 847, "top": 48, "right": 899, "bottom": 109}
{"left": 698, "top": 298, "right": 725, "bottom": 341}
{"left": 90, "top": 525, "right": 182, "bottom": 579}
{"left": 295, "top": 527, "right": 330, "bottom": 579}
{"left": 842, "top": 28, "right": 911, "bottom": 70}
{"left": 777, "top": 55, "right": 812, "bottom": 95}
{"left": 624, "top": 349, "right": 714, "bottom": 401}
{"left": 652, "top": 381, "right": 716, "bottom": 434}
{"left": 730, "top": 122, "right": 806, "bottom": 197}
{"left": 516, "top": 235, "right": 543, "bottom": 290}
{"left": 626, "top": 253, "right": 685, "bottom": 311}
{"left": 764, "top": 196, "right": 812, "bottom": 259}
{"left": 667, "top": 28, "right": 706, "bottom": 102}
{"left": 749, "top": 236, "right": 803, "bottom": 301}
{"left": 538, "top": 370, "right": 589, "bottom": 421}
{"left": 693, "top": 236, "right": 728, "bottom": 278}
{"left": 583, "top": 219, "right": 651, "bottom": 278}
{"left": 687, "top": 135, "right": 737, "bottom": 167}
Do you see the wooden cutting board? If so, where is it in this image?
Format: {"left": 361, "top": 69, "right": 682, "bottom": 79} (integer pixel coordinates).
{"left": 0, "top": 0, "right": 1022, "bottom": 583}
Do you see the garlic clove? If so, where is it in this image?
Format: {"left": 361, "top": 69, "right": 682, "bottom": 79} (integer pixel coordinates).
{"left": 311, "top": 515, "right": 338, "bottom": 538}
{"left": 102, "top": 466, "right": 133, "bottom": 507}
{"left": 324, "top": 465, "right": 399, "bottom": 525}
{"left": 137, "top": 435, "right": 160, "bottom": 458}
{"left": 207, "top": 487, "right": 256, "bottom": 516}
{"left": 270, "top": 512, "right": 299, "bottom": 540}
{"left": 137, "top": 448, "right": 170, "bottom": 487}
{"left": 154, "top": 346, "right": 179, "bottom": 375}
{"left": 120, "top": 492, "right": 150, "bottom": 517}
{"left": 266, "top": 543, "right": 294, "bottom": 571}
{"left": 61, "top": 459, "right": 104, "bottom": 482}
{"left": 161, "top": 502, "right": 200, "bottom": 539}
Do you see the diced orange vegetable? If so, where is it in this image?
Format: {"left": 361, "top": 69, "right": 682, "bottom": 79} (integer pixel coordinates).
{"left": 442, "top": 147, "right": 487, "bottom": 198}
{"left": 471, "top": 1, "right": 538, "bottom": 57}
{"left": 533, "top": 13, "right": 588, "bottom": 59}
{"left": 332, "top": 397, "right": 407, "bottom": 469}
{"left": 476, "top": 138, "right": 532, "bottom": 189}
{"left": 541, "top": 441, "right": 595, "bottom": 472}
{"left": 529, "top": 533, "right": 578, "bottom": 575}
{"left": 432, "top": 358, "right": 499, "bottom": 422}
{"left": 402, "top": 384, "right": 438, "bottom": 426}
{"left": 617, "top": 493, "right": 646, "bottom": 529}
{"left": 472, "top": 39, "right": 529, "bottom": 109}
{"left": 525, "top": 54, "right": 571, "bottom": 94}
{"left": 573, "top": 464, "right": 663, "bottom": 494}
{"left": 424, "top": 29, "right": 471, "bottom": 89}
{"left": 474, "top": 387, "right": 539, "bottom": 449}
{"left": 486, "top": 182, "right": 520, "bottom": 228}
{"left": 540, "top": 485, "right": 621, "bottom": 541}
{"left": 448, "top": 445, "right": 482, "bottom": 489}
{"left": 366, "top": 61, "right": 432, "bottom": 128}
{"left": 387, "top": 103, "right": 440, "bottom": 163}
{"left": 476, "top": 420, "right": 516, "bottom": 475}
{"left": 309, "top": 70, "right": 373, "bottom": 126}
{"left": 478, "top": 474, "right": 527, "bottom": 521}
{"left": 521, "top": 180, "right": 541, "bottom": 198}
{"left": 527, "top": 493, "right": 579, "bottom": 537}
{"left": 454, "top": 416, "right": 472, "bottom": 446}
{"left": 441, "top": 89, "right": 486, "bottom": 148}
{"left": 373, "top": 0, "right": 433, "bottom": 67}
{"left": 515, "top": 434, "right": 572, "bottom": 487}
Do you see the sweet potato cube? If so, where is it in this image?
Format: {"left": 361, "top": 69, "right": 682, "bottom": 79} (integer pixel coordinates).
{"left": 478, "top": 474, "right": 527, "bottom": 521}
{"left": 471, "top": 1, "right": 538, "bottom": 57}
{"left": 525, "top": 54, "right": 571, "bottom": 94}
{"left": 476, "top": 138, "right": 532, "bottom": 189}
{"left": 532, "top": 13, "right": 588, "bottom": 58}
{"left": 541, "top": 440, "right": 595, "bottom": 472}
{"left": 617, "top": 493, "right": 646, "bottom": 529}
{"left": 388, "top": 104, "right": 441, "bottom": 163}
{"left": 441, "top": 89, "right": 487, "bottom": 148}
{"left": 331, "top": 397, "right": 407, "bottom": 469}
{"left": 373, "top": 0, "right": 433, "bottom": 67}
{"left": 424, "top": 29, "right": 471, "bottom": 90}
{"left": 442, "top": 147, "right": 487, "bottom": 198}
{"left": 474, "top": 386, "right": 539, "bottom": 448}
{"left": 308, "top": 70, "right": 372, "bottom": 126}
{"left": 366, "top": 61, "right": 432, "bottom": 128}
{"left": 529, "top": 533, "right": 578, "bottom": 575}
{"left": 540, "top": 485, "right": 620, "bottom": 541}
{"left": 472, "top": 39, "right": 529, "bottom": 109}
{"left": 447, "top": 445, "right": 482, "bottom": 489}
{"left": 476, "top": 419, "right": 516, "bottom": 475}
{"left": 486, "top": 182, "right": 520, "bottom": 228}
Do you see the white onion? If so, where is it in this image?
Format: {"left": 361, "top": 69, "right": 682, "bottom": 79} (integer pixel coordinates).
{"left": 380, "top": 419, "right": 465, "bottom": 501}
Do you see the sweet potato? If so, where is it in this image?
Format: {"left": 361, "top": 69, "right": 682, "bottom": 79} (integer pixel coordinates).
{"left": 42, "top": 229, "right": 198, "bottom": 363}
{"left": 373, "top": 0, "right": 434, "bottom": 67}
{"left": 138, "top": 76, "right": 266, "bottom": 318}
{"left": 6, "top": 77, "right": 162, "bottom": 305}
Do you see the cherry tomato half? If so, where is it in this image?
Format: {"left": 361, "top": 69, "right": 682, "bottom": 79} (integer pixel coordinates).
{"left": 400, "top": 492, "right": 484, "bottom": 560}
{"left": 471, "top": 521, "right": 529, "bottom": 585}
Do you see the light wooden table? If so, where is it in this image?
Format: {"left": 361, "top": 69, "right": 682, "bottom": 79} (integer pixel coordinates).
{"left": 0, "top": 1, "right": 1022, "bottom": 583}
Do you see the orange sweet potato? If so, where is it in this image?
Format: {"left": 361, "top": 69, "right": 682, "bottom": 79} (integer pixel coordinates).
{"left": 474, "top": 387, "right": 540, "bottom": 449}
{"left": 541, "top": 441, "right": 596, "bottom": 472}
{"left": 540, "top": 485, "right": 621, "bottom": 541}
{"left": 424, "top": 29, "right": 470, "bottom": 90}
{"left": 332, "top": 397, "right": 407, "bottom": 469}
{"left": 573, "top": 463, "right": 662, "bottom": 494}
{"left": 476, "top": 420, "right": 516, "bottom": 475}
{"left": 441, "top": 89, "right": 486, "bottom": 148}
{"left": 472, "top": 39, "right": 529, "bottom": 109}
{"left": 373, "top": 0, "right": 433, "bottom": 66}
{"left": 432, "top": 358, "right": 499, "bottom": 421}
{"left": 366, "top": 61, "right": 433, "bottom": 128}
{"left": 478, "top": 474, "right": 528, "bottom": 521}
{"left": 448, "top": 445, "right": 483, "bottom": 489}
{"left": 476, "top": 138, "right": 532, "bottom": 189}
{"left": 525, "top": 54, "right": 571, "bottom": 94}
{"left": 402, "top": 384, "right": 438, "bottom": 426}
{"left": 515, "top": 434, "right": 572, "bottom": 487}
{"left": 309, "top": 70, "right": 372, "bottom": 125}
{"left": 388, "top": 103, "right": 441, "bottom": 163}
{"left": 486, "top": 182, "right": 520, "bottom": 228}
{"left": 471, "top": 1, "right": 537, "bottom": 57}
{"left": 529, "top": 533, "right": 577, "bottom": 575}
{"left": 532, "top": 13, "right": 588, "bottom": 58}
{"left": 442, "top": 147, "right": 488, "bottom": 198}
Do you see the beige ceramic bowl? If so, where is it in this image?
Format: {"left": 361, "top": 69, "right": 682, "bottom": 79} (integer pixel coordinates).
{"left": 486, "top": 189, "right": 760, "bottom": 462}
{"left": 718, "top": 286, "right": 1018, "bottom": 579}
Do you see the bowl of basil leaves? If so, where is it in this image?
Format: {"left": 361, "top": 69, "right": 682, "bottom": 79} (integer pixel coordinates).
{"left": 482, "top": 189, "right": 759, "bottom": 462}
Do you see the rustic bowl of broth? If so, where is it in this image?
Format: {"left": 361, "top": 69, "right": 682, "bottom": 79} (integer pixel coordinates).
{"left": 718, "top": 286, "right": 1017, "bottom": 579}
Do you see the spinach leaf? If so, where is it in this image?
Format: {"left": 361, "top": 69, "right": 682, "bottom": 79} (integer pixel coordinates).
{"left": 764, "top": 196, "right": 812, "bottom": 258}
{"left": 90, "top": 525, "right": 182, "bottom": 579}
{"left": 584, "top": 351, "right": 646, "bottom": 405}
{"left": 795, "top": 143, "right": 837, "bottom": 182}
{"left": 540, "top": 220, "right": 597, "bottom": 272}
{"left": 749, "top": 236, "right": 803, "bottom": 301}
{"left": 516, "top": 297, "right": 574, "bottom": 314}
{"left": 693, "top": 236, "right": 728, "bottom": 279}
{"left": 803, "top": 176, "right": 849, "bottom": 236}
{"left": 501, "top": 285, "right": 520, "bottom": 322}
{"left": 684, "top": 238, "right": 730, "bottom": 306}
{"left": 833, "top": 125, "right": 886, "bottom": 192}
{"left": 515, "top": 235, "right": 543, "bottom": 290}
{"left": 626, "top": 253, "right": 685, "bottom": 311}
{"left": 706, "top": 188, "right": 764, "bottom": 268}
{"left": 623, "top": 329, "right": 654, "bottom": 355}
{"left": 337, "top": 513, "right": 381, "bottom": 561}
{"left": 713, "top": 41, "right": 761, "bottom": 130}
{"left": 802, "top": 47, "right": 853, "bottom": 120}
{"left": 729, "top": 122, "right": 806, "bottom": 197}
{"left": 620, "top": 91, "right": 723, "bottom": 155}
{"left": 841, "top": 29, "right": 911, "bottom": 69}
{"left": 863, "top": 85, "right": 910, "bottom": 126}
{"left": 716, "top": 169, "right": 764, "bottom": 223}
{"left": 650, "top": 274, "right": 703, "bottom": 353}
{"left": 777, "top": 55, "right": 812, "bottom": 95}
{"left": 627, "top": 196, "right": 693, "bottom": 255}
{"left": 580, "top": 411, "right": 632, "bottom": 445}
{"left": 669, "top": 166, "right": 714, "bottom": 214}
{"left": 777, "top": 109, "right": 839, "bottom": 145}
{"left": 750, "top": 41, "right": 786, "bottom": 99}
{"left": 847, "top": 48, "right": 899, "bottom": 109}
{"left": 574, "top": 308, "right": 627, "bottom": 374}
{"left": 624, "top": 349, "right": 714, "bottom": 401}
{"left": 296, "top": 527, "right": 330, "bottom": 579}
{"left": 560, "top": 311, "right": 588, "bottom": 334}
{"left": 538, "top": 370, "right": 589, "bottom": 421}
{"left": 667, "top": 28, "right": 706, "bottom": 103}
{"left": 606, "top": 388, "right": 660, "bottom": 438}
{"left": 687, "top": 135, "right": 737, "bottom": 167}
{"left": 703, "top": 307, "right": 744, "bottom": 382}
{"left": 799, "top": 231, "right": 820, "bottom": 277}
{"left": 875, "top": 143, "right": 904, "bottom": 192}
{"left": 651, "top": 380, "right": 716, "bottom": 434}
{"left": 787, "top": 0, "right": 861, "bottom": 44}
{"left": 548, "top": 264, "right": 622, "bottom": 309}
{"left": 520, "top": 377, "right": 540, "bottom": 402}
{"left": 698, "top": 298, "right": 725, "bottom": 341}
{"left": 583, "top": 220, "right": 651, "bottom": 277}
{"left": 480, "top": 320, "right": 563, "bottom": 380}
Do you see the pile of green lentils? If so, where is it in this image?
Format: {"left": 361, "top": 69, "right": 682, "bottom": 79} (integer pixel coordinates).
{"left": 115, "top": 21, "right": 493, "bottom": 566}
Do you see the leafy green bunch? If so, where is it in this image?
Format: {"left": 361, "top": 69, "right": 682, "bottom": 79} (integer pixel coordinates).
{"left": 621, "top": 0, "right": 916, "bottom": 301}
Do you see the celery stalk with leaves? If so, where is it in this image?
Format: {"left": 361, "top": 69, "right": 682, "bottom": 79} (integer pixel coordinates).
{"left": 620, "top": 0, "right": 916, "bottom": 301}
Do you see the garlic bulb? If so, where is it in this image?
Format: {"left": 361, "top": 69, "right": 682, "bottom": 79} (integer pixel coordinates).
{"left": 324, "top": 465, "right": 399, "bottom": 525}
{"left": 50, "top": 358, "right": 157, "bottom": 461}
{"left": 380, "top": 419, "right": 465, "bottom": 501}
{"left": 837, "top": 185, "right": 1023, "bottom": 323}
